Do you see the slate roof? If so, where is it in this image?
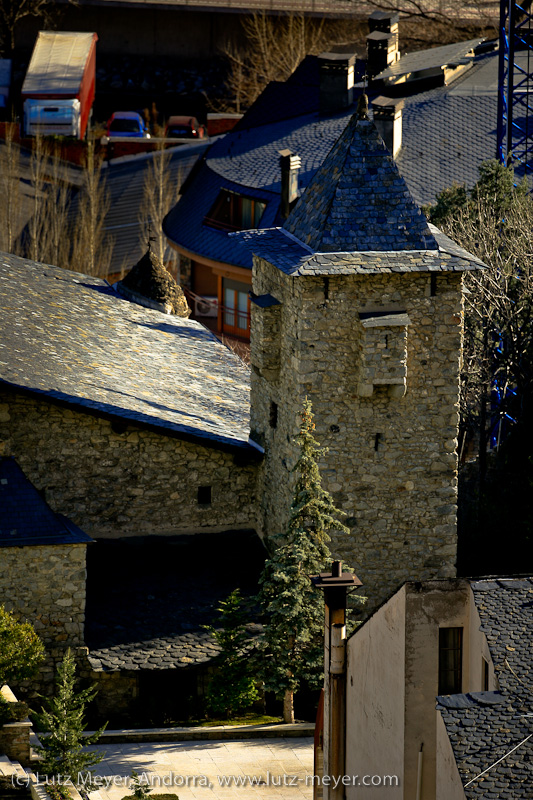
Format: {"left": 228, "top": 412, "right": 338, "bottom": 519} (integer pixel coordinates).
{"left": 283, "top": 117, "right": 437, "bottom": 252}
{"left": 0, "top": 457, "right": 92, "bottom": 547}
{"left": 98, "top": 142, "right": 209, "bottom": 274}
{"left": 236, "top": 224, "right": 483, "bottom": 275}
{"left": 438, "top": 578, "right": 533, "bottom": 798}
{"left": 375, "top": 38, "right": 484, "bottom": 80}
{"left": 85, "top": 530, "right": 265, "bottom": 671}
{"left": 0, "top": 253, "right": 254, "bottom": 452}
{"left": 163, "top": 49, "right": 501, "bottom": 268}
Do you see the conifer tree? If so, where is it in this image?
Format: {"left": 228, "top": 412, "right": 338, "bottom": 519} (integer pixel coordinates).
{"left": 36, "top": 649, "right": 106, "bottom": 793}
{"left": 258, "top": 399, "right": 350, "bottom": 723}
{"left": 205, "top": 589, "right": 259, "bottom": 718}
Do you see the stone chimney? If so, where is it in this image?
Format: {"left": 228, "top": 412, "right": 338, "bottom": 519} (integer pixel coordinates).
{"left": 318, "top": 52, "right": 355, "bottom": 114}
{"left": 372, "top": 96, "right": 404, "bottom": 158}
{"left": 117, "top": 249, "right": 191, "bottom": 317}
{"left": 279, "top": 149, "right": 301, "bottom": 219}
{"left": 366, "top": 11, "right": 399, "bottom": 80}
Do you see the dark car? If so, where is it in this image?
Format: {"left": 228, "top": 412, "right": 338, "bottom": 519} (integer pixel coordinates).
{"left": 165, "top": 115, "right": 206, "bottom": 139}
{"left": 107, "top": 111, "right": 150, "bottom": 138}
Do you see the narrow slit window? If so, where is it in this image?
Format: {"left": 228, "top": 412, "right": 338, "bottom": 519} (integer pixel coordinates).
{"left": 439, "top": 627, "right": 463, "bottom": 695}
{"left": 197, "top": 486, "right": 212, "bottom": 505}
{"left": 270, "top": 402, "right": 278, "bottom": 429}
{"left": 482, "top": 657, "right": 489, "bottom": 691}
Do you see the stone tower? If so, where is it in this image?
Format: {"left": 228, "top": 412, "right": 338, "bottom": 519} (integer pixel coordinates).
{"left": 240, "top": 116, "right": 483, "bottom": 609}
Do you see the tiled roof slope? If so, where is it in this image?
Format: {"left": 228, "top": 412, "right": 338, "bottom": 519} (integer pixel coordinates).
{"left": 0, "top": 457, "right": 92, "bottom": 547}
{"left": 283, "top": 117, "right": 437, "bottom": 252}
{"left": 438, "top": 578, "right": 533, "bottom": 798}
{"left": 376, "top": 38, "right": 484, "bottom": 80}
{"left": 471, "top": 578, "right": 533, "bottom": 701}
{"left": 86, "top": 530, "right": 265, "bottom": 671}
{"left": 0, "top": 253, "right": 253, "bottom": 451}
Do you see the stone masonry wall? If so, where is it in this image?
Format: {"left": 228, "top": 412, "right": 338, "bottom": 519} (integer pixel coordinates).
{"left": 0, "top": 390, "right": 258, "bottom": 538}
{"left": 251, "top": 256, "right": 463, "bottom": 610}
{"left": 0, "top": 544, "right": 86, "bottom": 650}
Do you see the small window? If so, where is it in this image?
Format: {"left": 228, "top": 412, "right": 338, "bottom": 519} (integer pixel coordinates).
{"left": 439, "top": 627, "right": 463, "bottom": 695}
{"left": 204, "top": 189, "right": 266, "bottom": 232}
{"left": 270, "top": 402, "right": 278, "bottom": 428}
{"left": 482, "top": 657, "right": 490, "bottom": 691}
{"left": 197, "top": 486, "right": 212, "bottom": 505}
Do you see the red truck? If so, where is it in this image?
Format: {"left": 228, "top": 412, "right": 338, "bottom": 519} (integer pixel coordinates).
{"left": 22, "top": 31, "right": 97, "bottom": 139}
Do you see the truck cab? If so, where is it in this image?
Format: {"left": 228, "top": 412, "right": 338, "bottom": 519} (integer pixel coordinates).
{"left": 23, "top": 98, "right": 82, "bottom": 138}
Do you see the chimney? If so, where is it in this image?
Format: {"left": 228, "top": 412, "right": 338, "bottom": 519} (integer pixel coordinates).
{"left": 366, "top": 10, "right": 400, "bottom": 80}
{"left": 372, "top": 96, "right": 404, "bottom": 158}
{"left": 318, "top": 52, "right": 356, "bottom": 114}
{"left": 279, "top": 149, "right": 301, "bottom": 218}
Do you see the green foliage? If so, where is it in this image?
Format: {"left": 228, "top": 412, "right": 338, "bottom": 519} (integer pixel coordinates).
{"left": 35, "top": 649, "right": 106, "bottom": 792}
{"left": 258, "top": 399, "right": 356, "bottom": 707}
{"left": 425, "top": 160, "right": 528, "bottom": 227}
{"left": 45, "top": 784, "right": 70, "bottom": 800}
{"left": 205, "top": 590, "right": 259, "bottom": 717}
{"left": 0, "top": 604, "right": 45, "bottom": 687}
{"left": 129, "top": 770, "right": 152, "bottom": 799}
{"left": 422, "top": 182, "right": 468, "bottom": 226}
{"left": 0, "top": 698, "right": 30, "bottom": 724}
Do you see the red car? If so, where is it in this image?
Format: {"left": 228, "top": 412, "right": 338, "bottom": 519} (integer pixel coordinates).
{"left": 165, "top": 116, "right": 206, "bottom": 139}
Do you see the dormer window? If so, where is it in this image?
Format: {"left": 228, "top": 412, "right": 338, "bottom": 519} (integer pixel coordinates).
{"left": 204, "top": 189, "right": 266, "bottom": 232}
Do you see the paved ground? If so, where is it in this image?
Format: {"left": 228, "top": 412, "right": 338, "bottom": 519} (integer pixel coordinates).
{"left": 87, "top": 737, "right": 314, "bottom": 800}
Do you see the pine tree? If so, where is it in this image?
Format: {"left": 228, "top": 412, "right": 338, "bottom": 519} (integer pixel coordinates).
{"left": 258, "top": 399, "right": 350, "bottom": 723}
{"left": 204, "top": 589, "right": 259, "bottom": 718}
{"left": 36, "top": 649, "right": 106, "bottom": 793}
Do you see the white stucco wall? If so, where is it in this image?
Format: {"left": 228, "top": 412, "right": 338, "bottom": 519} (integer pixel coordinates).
{"left": 345, "top": 587, "right": 406, "bottom": 799}
{"left": 403, "top": 579, "right": 470, "bottom": 800}
{"left": 435, "top": 711, "right": 466, "bottom": 800}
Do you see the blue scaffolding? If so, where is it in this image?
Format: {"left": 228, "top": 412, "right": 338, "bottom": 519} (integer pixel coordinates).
{"left": 497, "top": 0, "right": 533, "bottom": 175}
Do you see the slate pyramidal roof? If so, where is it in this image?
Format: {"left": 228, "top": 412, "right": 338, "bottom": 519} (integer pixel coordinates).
{"left": 237, "top": 116, "right": 484, "bottom": 275}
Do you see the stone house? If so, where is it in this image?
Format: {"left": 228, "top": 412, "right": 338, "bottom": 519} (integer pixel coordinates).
{"left": 163, "top": 19, "right": 496, "bottom": 340}
{"left": 0, "top": 107, "right": 481, "bottom": 715}
{"left": 322, "top": 576, "right": 533, "bottom": 799}
{"left": 238, "top": 113, "right": 482, "bottom": 609}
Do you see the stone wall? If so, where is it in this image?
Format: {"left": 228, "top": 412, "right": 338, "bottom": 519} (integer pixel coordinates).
{"left": 251, "top": 257, "right": 463, "bottom": 610}
{"left": 0, "top": 389, "right": 258, "bottom": 539}
{"left": 0, "top": 544, "right": 86, "bottom": 651}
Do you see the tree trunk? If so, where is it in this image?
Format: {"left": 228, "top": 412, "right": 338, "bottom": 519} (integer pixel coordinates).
{"left": 283, "top": 689, "right": 294, "bottom": 723}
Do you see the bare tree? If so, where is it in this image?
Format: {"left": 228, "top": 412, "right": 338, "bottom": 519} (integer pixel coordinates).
{"left": 429, "top": 162, "right": 533, "bottom": 478}
{"left": 0, "top": 124, "right": 22, "bottom": 254}
{"left": 71, "top": 140, "right": 113, "bottom": 276}
{"left": 139, "top": 143, "right": 181, "bottom": 265}
{"left": 39, "top": 143, "right": 72, "bottom": 268}
{"left": 0, "top": 0, "right": 71, "bottom": 56}
{"left": 26, "top": 134, "right": 49, "bottom": 263}
{"left": 220, "top": 12, "right": 335, "bottom": 112}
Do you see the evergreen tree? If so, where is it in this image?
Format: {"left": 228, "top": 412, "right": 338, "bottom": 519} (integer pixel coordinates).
{"left": 205, "top": 589, "right": 259, "bottom": 718}
{"left": 36, "top": 649, "right": 106, "bottom": 793}
{"left": 258, "top": 399, "right": 351, "bottom": 723}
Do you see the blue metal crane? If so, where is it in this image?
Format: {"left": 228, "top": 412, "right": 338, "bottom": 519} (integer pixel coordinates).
{"left": 497, "top": 0, "right": 533, "bottom": 175}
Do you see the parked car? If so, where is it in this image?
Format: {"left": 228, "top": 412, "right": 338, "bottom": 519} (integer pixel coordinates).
{"left": 107, "top": 111, "right": 150, "bottom": 138}
{"left": 165, "top": 115, "right": 206, "bottom": 139}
